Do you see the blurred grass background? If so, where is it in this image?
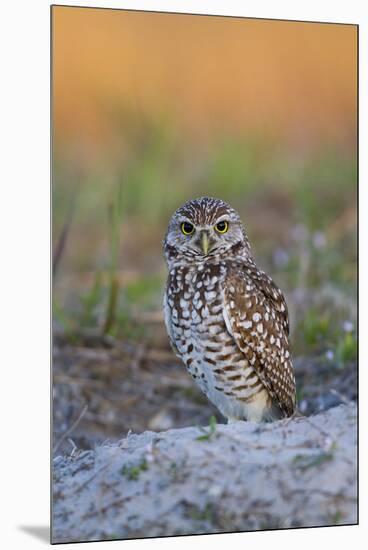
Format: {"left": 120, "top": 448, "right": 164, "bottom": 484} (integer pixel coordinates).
{"left": 52, "top": 7, "right": 357, "bottom": 363}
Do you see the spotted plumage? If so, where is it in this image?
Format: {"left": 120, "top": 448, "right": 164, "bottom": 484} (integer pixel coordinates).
{"left": 163, "top": 196, "right": 296, "bottom": 422}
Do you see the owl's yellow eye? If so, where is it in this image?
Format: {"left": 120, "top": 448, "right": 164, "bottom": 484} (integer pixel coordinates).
{"left": 215, "top": 220, "right": 228, "bottom": 234}
{"left": 181, "top": 222, "right": 195, "bottom": 235}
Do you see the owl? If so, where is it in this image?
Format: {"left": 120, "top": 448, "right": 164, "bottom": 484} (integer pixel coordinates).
{"left": 163, "top": 196, "right": 296, "bottom": 422}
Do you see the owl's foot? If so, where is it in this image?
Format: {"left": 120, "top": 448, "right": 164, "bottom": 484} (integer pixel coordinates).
{"left": 226, "top": 416, "right": 242, "bottom": 424}
{"left": 281, "top": 409, "right": 305, "bottom": 426}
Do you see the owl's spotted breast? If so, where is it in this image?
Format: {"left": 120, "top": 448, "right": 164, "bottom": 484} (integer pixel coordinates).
{"left": 163, "top": 197, "right": 296, "bottom": 422}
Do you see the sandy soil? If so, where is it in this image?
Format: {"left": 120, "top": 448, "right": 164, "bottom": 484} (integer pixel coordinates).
{"left": 52, "top": 403, "right": 357, "bottom": 543}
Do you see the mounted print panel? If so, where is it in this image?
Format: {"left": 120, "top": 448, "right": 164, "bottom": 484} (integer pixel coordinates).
{"left": 51, "top": 6, "right": 358, "bottom": 544}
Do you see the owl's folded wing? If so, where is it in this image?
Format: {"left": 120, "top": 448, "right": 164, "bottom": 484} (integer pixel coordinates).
{"left": 222, "top": 265, "right": 296, "bottom": 417}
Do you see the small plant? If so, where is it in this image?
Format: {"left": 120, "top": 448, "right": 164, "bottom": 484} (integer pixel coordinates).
{"left": 295, "top": 386, "right": 304, "bottom": 404}
{"left": 53, "top": 300, "right": 74, "bottom": 333}
{"left": 104, "top": 181, "right": 124, "bottom": 335}
{"left": 188, "top": 502, "right": 214, "bottom": 522}
{"left": 112, "top": 304, "right": 144, "bottom": 340}
{"left": 196, "top": 415, "right": 217, "bottom": 441}
{"left": 80, "top": 272, "right": 103, "bottom": 327}
{"left": 120, "top": 458, "right": 148, "bottom": 480}
{"left": 335, "top": 331, "right": 357, "bottom": 367}
{"left": 292, "top": 450, "right": 334, "bottom": 471}
{"left": 125, "top": 275, "right": 163, "bottom": 309}
{"left": 329, "top": 510, "right": 344, "bottom": 524}
{"left": 302, "top": 309, "right": 330, "bottom": 349}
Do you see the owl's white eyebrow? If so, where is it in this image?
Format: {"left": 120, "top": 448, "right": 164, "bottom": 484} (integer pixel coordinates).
{"left": 215, "top": 215, "right": 230, "bottom": 223}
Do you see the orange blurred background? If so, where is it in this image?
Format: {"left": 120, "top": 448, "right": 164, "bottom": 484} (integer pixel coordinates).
{"left": 52, "top": 6, "right": 357, "bottom": 325}
{"left": 52, "top": 7, "right": 357, "bottom": 155}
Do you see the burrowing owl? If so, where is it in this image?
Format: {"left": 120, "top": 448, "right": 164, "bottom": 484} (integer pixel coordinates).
{"left": 163, "top": 196, "right": 296, "bottom": 422}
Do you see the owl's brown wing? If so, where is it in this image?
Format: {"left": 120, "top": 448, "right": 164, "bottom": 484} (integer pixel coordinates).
{"left": 222, "top": 264, "right": 296, "bottom": 417}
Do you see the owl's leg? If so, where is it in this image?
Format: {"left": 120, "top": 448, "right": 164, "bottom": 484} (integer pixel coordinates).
{"left": 226, "top": 416, "right": 241, "bottom": 424}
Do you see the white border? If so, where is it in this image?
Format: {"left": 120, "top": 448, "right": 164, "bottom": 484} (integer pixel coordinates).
{"left": 1, "top": 1, "right": 365, "bottom": 549}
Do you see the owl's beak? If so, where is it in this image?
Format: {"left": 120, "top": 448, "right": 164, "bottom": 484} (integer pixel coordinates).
{"left": 201, "top": 231, "right": 209, "bottom": 255}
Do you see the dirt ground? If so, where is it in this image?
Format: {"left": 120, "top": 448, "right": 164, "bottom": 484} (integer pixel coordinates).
{"left": 52, "top": 313, "right": 358, "bottom": 543}
{"left": 52, "top": 321, "right": 357, "bottom": 457}
{"left": 52, "top": 403, "right": 357, "bottom": 543}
